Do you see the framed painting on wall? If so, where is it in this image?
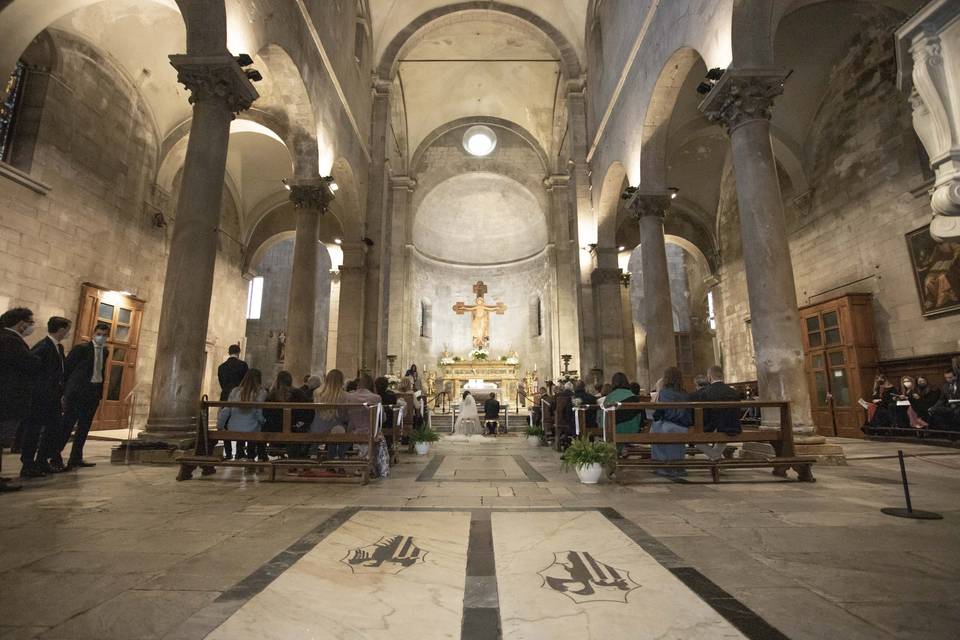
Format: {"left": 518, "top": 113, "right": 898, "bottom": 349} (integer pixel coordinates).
{"left": 905, "top": 225, "right": 960, "bottom": 318}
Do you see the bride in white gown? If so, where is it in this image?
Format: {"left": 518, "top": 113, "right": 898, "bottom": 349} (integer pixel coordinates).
{"left": 454, "top": 391, "right": 482, "bottom": 436}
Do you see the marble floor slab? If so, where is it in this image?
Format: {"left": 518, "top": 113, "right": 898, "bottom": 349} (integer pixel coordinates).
{"left": 205, "top": 510, "right": 471, "bottom": 640}
{"left": 431, "top": 455, "right": 530, "bottom": 481}
{"left": 492, "top": 511, "right": 747, "bottom": 639}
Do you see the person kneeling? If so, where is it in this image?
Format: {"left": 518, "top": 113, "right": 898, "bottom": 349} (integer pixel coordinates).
{"left": 483, "top": 393, "right": 501, "bottom": 435}
{"left": 650, "top": 367, "right": 692, "bottom": 478}
{"left": 689, "top": 365, "right": 741, "bottom": 460}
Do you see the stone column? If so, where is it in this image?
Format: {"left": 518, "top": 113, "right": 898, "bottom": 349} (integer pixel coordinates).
{"left": 387, "top": 176, "right": 415, "bottom": 365}
{"left": 144, "top": 55, "right": 257, "bottom": 442}
{"left": 591, "top": 246, "right": 625, "bottom": 377}
{"left": 618, "top": 273, "right": 638, "bottom": 381}
{"left": 699, "top": 69, "right": 816, "bottom": 434}
{"left": 627, "top": 193, "right": 677, "bottom": 385}
{"left": 896, "top": 2, "right": 960, "bottom": 240}
{"left": 544, "top": 174, "right": 582, "bottom": 374}
{"left": 363, "top": 80, "right": 392, "bottom": 372}
{"left": 284, "top": 179, "right": 334, "bottom": 381}
{"left": 566, "top": 82, "right": 595, "bottom": 370}
{"left": 336, "top": 241, "right": 367, "bottom": 375}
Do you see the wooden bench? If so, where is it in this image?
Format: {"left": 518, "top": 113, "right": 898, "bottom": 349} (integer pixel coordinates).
{"left": 176, "top": 397, "right": 381, "bottom": 484}
{"left": 381, "top": 404, "right": 406, "bottom": 461}
{"left": 598, "top": 400, "right": 816, "bottom": 483}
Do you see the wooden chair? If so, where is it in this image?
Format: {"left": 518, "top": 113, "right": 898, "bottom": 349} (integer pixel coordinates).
{"left": 176, "top": 397, "right": 380, "bottom": 484}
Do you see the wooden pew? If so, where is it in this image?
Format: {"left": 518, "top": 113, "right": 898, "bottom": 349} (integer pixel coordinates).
{"left": 380, "top": 404, "right": 405, "bottom": 462}
{"left": 604, "top": 400, "right": 816, "bottom": 483}
{"left": 176, "top": 398, "right": 380, "bottom": 484}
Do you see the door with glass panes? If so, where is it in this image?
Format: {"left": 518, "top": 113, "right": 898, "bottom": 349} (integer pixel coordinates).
{"left": 74, "top": 284, "right": 145, "bottom": 430}
{"left": 803, "top": 309, "right": 858, "bottom": 436}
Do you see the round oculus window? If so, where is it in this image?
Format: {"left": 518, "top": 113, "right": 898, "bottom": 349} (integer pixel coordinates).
{"left": 462, "top": 125, "right": 497, "bottom": 156}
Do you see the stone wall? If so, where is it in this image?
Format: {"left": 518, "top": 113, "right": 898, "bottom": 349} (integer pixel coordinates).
{"left": 0, "top": 30, "right": 248, "bottom": 426}
{"left": 714, "top": 18, "right": 960, "bottom": 383}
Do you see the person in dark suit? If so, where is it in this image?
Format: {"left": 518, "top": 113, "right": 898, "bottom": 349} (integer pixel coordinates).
{"left": 929, "top": 369, "right": 959, "bottom": 430}
{"left": 58, "top": 322, "right": 110, "bottom": 469}
{"left": 20, "top": 316, "right": 71, "bottom": 476}
{"left": 483, "top": 393, "right": 501, "bottom": 435}
{"left": 689, "top": 365, "right": 741, "bottom": 460}
{"left": 0, "top": 307, "right": 41, "bottom": 491}
{"left": 217, "top": 344, "right": 248, "bottom": 459}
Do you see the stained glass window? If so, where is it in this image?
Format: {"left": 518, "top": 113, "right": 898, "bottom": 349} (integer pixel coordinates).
{"left": 0, "top": 61, "right": 26, "bottom": 162}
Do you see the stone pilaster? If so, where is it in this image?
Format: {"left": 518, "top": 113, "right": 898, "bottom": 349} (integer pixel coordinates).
{"left": 143, "top": 54, "right": 257, "bottom": 443}
{"left": 363, "top": 81, "right": 392, "bottom": 373}
{"left": 336, "top": 241, "right": 367, "bottom": 376}
{"left": 386, "top": 176, "right": 416, "bottom": 366}
{"left": 896, "top": 2, "right": 960, "bottom": 240}
{"left": 700, "top": 69, "right": 821, "bottom": 442}
{"left": 544, "top": 174, "right": 582, "bottom": 376}
{"left": 626, "top": 192, "right": 677, "bottom": 387}
{"left": 284, "top": 178, "right": 334, "bottom": 381}
{"left": 591, "top": 246, "right": 626, "bottom": 377}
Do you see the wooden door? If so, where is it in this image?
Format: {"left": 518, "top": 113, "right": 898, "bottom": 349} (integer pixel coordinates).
{"left": 74, "top": 284, "right": 145, "bottom": 430}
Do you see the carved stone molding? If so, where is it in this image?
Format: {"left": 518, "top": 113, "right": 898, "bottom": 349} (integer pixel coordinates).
{"left": 543, "top": 174, "right": 571, "bottom": 190}
{"left": 390, "top": 175, "right": 417, "bottom": 192}
{"left": 288, "top": 178, "right": 335, "bottom": 212}
{"left": 590, "top": 267, "right": 622, "bottom": 286}
{"left": 698, "top": 68, "right": 788, "bottom": 134}
{"left": 624, "top": 192, "right": 671, "bottom": 220}
{"left": 169, "top": 55, "right": 258, "bottom": 114}
{"left": 896, "top": 0, "right": 960, "bottom": 239}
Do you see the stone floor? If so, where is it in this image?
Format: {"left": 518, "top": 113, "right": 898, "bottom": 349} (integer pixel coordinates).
{"left": 1, "top": 437, "right": 958, "bottom": 639}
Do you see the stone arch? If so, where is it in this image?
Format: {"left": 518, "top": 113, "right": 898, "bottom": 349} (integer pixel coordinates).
{"left": 639, "top": 47, "right": 706, "bottom": 190}
{"left": 244, "top": 202, "right": 345, "bottom": 275}
{"left": 596, "top": 161, "right": 628, "bottom": 248}
{"left": 376, "top": 2, "right": 581, "bottom": 81}
{"left": 730, "top": 0, "right": 916, "bottom": 68}
{"left": 410, "top": 116, "right": 550, "bottom": 178}
{"left": 330, "top": 157, "right": 363, "bottom": 237}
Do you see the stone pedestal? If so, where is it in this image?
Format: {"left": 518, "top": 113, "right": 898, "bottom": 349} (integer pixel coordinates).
{"left": 284, "top": 179, "right": 334, "bottom": 381}
{"left": 700, "top": 68, "right": 844, "bottom": 463}
{"left": 143, "top": 55, "right": 257, "bottom": 443}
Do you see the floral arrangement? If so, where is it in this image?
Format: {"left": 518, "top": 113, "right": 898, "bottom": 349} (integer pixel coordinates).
{"left": 505, "top": 355, "right": 520, "bottom": 365}
{"left": 469, "top": 348, "right": 489, "bottom": 361}
{"left": 439, "top": 356, "right": 455, "bottom": 365}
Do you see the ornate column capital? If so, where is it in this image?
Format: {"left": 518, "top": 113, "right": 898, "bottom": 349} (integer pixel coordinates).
{"left": 288, "top": 178, "right": 335, "bottom": 212}
{"left": 543, "top": 174, "right": 571, "bottom": 190}
{"left": 169, "top": 54, "right": 258, "bottom": 114}
{"left": 698, "top": 68, "right": 788, "bottom": 134}
{"left": 390, "top": 175, "right": 417, "bottom": 192}
{"left": 624, "top": 191, "right": 671, "bottom": 220}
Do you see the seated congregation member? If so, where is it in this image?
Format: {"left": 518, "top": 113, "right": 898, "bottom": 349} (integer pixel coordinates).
{"left": 312, "top": 369, "right": 349, "bottom": 459}
{"left": 216, "top": 368, "right": 266, "bottom": 460}
{"left": 555, "top": 382, "right": 575, "bottom": 439}
{"left": 650, "top": 366, "right": 693, "bottom": 477}
{"left": 261, "top": 371, "right": 311, "bottom": 461}
{"left": 531, "top": 386, "right": 546, "bottom": 426}
{"left": 689, "top": 365, "right": 741, "bottom": 460}
{"left": 603, "top": 372, "right": 645, "bottom": 436}
{"left": 573, "top": 380, "right": 599, "bottom": 431}
{"left": 483, "top": 392, "right": 501, "bottom": 435}
{"left": 23, "top": 316, "right": 71, "bottom": 477}
{"left": 299, "top": 374, "right": 323, "bottom": 398}
{"left": 911, "top": 376, "right": 941, "bottom": 419}
{"left": 0, "top": 307, "right": 41, "bottom": 491}
{"left": 694, "top": 375, "right": 709, "bottom": 391}
{"left": 893, "top": 376, "right": 917, "bottom": 429}
{"left": 929, "top": 369, "right": 960, "bottom": 430}
{"left": 346, "top": 373, "right": 381, "bottom": 435}
{"left": 375, "top": 376, "right": 399, "bottom": 431}
{"left": 867, "top": 375, "right": 898, "bottom": 431}
{"left": 60, "top": 322, "right": 110, "bottom": 469}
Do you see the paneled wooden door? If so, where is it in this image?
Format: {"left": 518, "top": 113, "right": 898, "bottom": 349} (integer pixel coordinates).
{"left": 74, "top": 284, "right": 145, "bottom": 430}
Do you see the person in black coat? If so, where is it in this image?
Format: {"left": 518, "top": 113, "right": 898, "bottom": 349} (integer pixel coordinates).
{"left": 689, "top": 365, "right": 742, "bottom": 460}
{"left": 20, "top": 317, "right": 71, "bottom": 476}
{"left": 58, "top": 322, "right": 110, "bottom": 469}
{"left": 0, "top": 307, "right": 41, "bottom": 491}
{"left": 217, "top": 344, "right": 248, "bottom": 459}
{"left": 483, "top": 393, "right": 501, "bottom": 435}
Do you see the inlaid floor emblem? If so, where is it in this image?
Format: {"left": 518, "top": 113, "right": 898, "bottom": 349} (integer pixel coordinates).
{"left": 342, "top": 535, "right": 427, "bottom": 574}
{"left": 538, "top": 551, "right": 640, "bottom": 604}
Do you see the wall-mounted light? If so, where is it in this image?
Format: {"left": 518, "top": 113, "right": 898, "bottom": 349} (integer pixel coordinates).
{"left": 696, "top": 67, "right": 724, "bottom": 95}
{"left": 234, "top": 53, "right": 262, "bottom": 82}
{"left": 333, "top": 238, "right": 342, "bottom": 245}
{"left": 620, "top": 185, "right": 638, "bottom": 200}
{"left": 668, "top": 187, "right": 679, "bottom": 200}
{"left": 322, "top": 175, "right": 339, "bottom": 193}
{"left": 281, "top": 178, "right": 291, "bottom": 191}
{"left": 618, "top": 246, "right": 626, "bottom": 252}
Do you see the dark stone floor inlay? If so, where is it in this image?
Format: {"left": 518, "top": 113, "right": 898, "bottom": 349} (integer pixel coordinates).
{"left": 538, "top": 551, "right": 640, "bottom": 604}
{"left": 342, "top": 534, "right": 427, "bottom": 574}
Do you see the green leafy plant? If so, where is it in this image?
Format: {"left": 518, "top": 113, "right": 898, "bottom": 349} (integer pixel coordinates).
{"left": 525, "top": 424, "right": 544, "bottom": 438}
{"left": 412, "top": 425, "right": 440, "bottom": 443}
{"left": 560, "top": 437, "right": 616, "bottom": 472}
{"left": 452, "top": 356, "right": 462, "bottom": 362}
{"left": 500, "top": 355, "right": 508, "bottom": 361}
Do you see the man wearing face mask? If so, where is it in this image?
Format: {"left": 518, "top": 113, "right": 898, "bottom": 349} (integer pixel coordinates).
{"left": 58, "top": 322, "right": 110, "bottom": 470}
{"left": 0, "top": 307, "right": 41, "bottom": 492}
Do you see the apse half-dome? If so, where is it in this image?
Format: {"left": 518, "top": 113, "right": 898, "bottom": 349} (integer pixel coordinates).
{"left": 412, "top": 172, "right": 547, "bottom": 265}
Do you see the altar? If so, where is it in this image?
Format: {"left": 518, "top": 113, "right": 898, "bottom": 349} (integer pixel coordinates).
{"left": 439, "top": 360, "right": 520, "bottom": 404}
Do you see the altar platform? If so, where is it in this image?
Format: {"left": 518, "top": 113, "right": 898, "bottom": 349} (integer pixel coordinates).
{"left": 438, "top": 360, "right": 521, "bottom": 403}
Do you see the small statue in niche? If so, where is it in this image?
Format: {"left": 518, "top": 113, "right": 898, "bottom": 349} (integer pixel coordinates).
{"left": 277, "top": 330, "right": 286, "bottom": 363}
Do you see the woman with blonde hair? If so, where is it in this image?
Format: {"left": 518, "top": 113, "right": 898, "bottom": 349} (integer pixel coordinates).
{"left": 217, "top": 368, "right": 266, "bottom": 460}
{"left": 310, "top": 369, "right": 350, "bottom": 460}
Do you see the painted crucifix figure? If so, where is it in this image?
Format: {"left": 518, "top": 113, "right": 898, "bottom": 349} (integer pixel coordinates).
{"left": 452, "top": 281, "right": 507, "bottom": 349}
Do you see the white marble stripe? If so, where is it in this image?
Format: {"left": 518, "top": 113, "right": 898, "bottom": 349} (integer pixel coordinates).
{"left": 492, "top": 511, "right": 747, "bottom": 640}
{"left": 206, "top": 511, "right": 471, "bottom": 640}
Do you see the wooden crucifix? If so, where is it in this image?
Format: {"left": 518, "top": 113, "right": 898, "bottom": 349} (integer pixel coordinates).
{"left": 453, "top": 280, "right": 507, "bottom": 349}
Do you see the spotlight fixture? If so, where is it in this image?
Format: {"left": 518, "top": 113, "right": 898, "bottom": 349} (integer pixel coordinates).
{"left": 362, "top": 237, "right": 375, "bottom": 247}
{"left": 234, "top": 53, "right": 254, "bottom": 67}
{"left": 322, "top": 175, "right": 339, "bottom": 193}
{"left": 620, "top": 185, "right": 638, "bottom": 200}
{"left": 333, "top": 238, "right": 342, "bottom": 245}
{"left": 618, "top": 246, "right": 626, "bottom": 251}
{"left": 282, "top": 178, "right": 291, "bottom": 191}
{"left": 244, "top": 69, "right": 263, "bottom": 82}
{"left": 668, "top": 187, "right": 679, "bottom": 200}
{"left": 696, "top": 67, "right": 725, "bottom": 95}
{"left": 234, "top": 54, "right": 262, "bottom": 82}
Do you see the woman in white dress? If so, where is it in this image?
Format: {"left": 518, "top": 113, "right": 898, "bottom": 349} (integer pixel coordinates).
{"left": 454, "top": 391, "right": 481, "bottom": 436}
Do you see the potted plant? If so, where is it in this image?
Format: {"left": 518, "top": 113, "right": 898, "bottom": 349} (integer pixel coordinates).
{"left": 561, "top": 437, "right": 615, "bottom": 484}
{"left": 525, "top": 424, "right": 544, "bottom": 446}
{"left": 412, "top": 425, "right": 439, "bottom": 455}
